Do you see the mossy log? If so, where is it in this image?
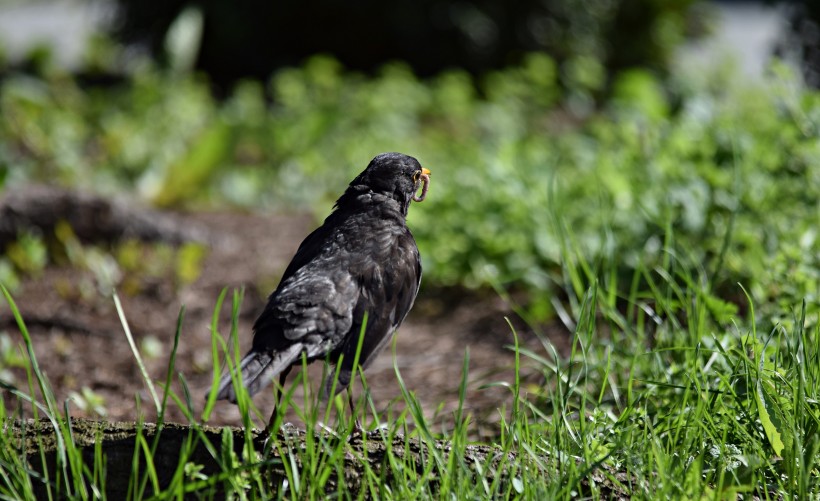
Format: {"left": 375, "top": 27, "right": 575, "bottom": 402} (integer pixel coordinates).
{"left": 0, "top": 184, "right": 210, "bottom": 248}
{"left": 6, "top": 418, "right": 516, "bottom": 498}
{"left": 7, "top": 418, "right": 631, "bottom": 498}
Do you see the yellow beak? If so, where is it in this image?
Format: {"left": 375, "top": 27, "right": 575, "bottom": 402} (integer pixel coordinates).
{"left": 422, "top": 167, "right": 431, "bottom": 176}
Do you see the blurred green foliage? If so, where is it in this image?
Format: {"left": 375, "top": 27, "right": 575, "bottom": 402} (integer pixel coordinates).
{"left": 5, "top": 231, "right": 47, "bottom": 277}
{"left": 67, "top": 387, "right": 108, "bottom": 417}
{"left": 1, "top": 51, "right": 819, "bottom": 326}
{"left": 0, "top": 217, "right": 205, "bottom": 299}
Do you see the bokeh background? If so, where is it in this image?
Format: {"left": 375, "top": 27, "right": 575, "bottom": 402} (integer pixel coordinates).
{"left": 1, "top": 0, "right": 820, "bottom": 436}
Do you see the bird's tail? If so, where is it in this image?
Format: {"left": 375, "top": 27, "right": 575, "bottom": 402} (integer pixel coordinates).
{"left": 323, "top": 368, "right": 353, "bottom": 400}
{"left": 215, "top": 344, "right": 303, "bottom": 404}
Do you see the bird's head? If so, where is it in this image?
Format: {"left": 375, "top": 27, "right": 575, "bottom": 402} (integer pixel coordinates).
{"left": 340, "top": 152, "right": 431, "bottom": 214}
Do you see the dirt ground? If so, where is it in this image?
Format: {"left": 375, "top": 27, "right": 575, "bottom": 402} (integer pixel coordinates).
{"left": 1, "top": 202, "right": 569, "bottom": 441}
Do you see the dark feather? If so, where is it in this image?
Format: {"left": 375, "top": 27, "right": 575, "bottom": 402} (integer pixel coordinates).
{"left": 215, "top": 343, "right": 303, "bottom": 403}
{"left": 215, "top": 153, "right": 429, "bottom": 418}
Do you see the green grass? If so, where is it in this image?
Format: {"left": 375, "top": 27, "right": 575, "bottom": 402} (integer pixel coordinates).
{"left": 2, "top": 225, "right": 819, "bottom": 499}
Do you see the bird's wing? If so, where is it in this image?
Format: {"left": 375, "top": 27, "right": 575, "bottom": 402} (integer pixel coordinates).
{"left": 252, "top": 261, "right": 358, "bottom": 354}
{"left": 217, "top": 219, "right": 357, "bottom": 402}
{"left": 328, "top": 228, "right": 422, "bottom": 395}
{"left": 274, "top": 208, "right": 357, "bottom": 287}
{"left": 276, "top": 219, "right": 335, "bottom": 285}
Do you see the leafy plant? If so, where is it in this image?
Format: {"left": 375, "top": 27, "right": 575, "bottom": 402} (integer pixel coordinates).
{"left": 67, "top": 387, "right": 108, "bottom": 417}
{"left": 2, "top": 47, "right": 820, "bottom": 329}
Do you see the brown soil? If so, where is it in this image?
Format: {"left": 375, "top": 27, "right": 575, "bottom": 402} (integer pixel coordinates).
{"left": 1, "top": 207, "right": 569, "bottom": 441}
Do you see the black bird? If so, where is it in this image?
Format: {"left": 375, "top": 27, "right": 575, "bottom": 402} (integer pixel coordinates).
{"left": 215, "top": 152, "right": 430, "bottom": 431}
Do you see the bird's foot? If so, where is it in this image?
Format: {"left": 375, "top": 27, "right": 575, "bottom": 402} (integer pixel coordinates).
{"left": 347, "top": 419, "right": 364, "bottom": 442}
{"left": 264, "top": 420, "right": 296, "bottom": 439}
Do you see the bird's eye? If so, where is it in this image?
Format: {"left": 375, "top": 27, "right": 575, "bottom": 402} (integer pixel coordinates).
{"left": 413, "top": 171, "right": 421, "bottom": 182}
